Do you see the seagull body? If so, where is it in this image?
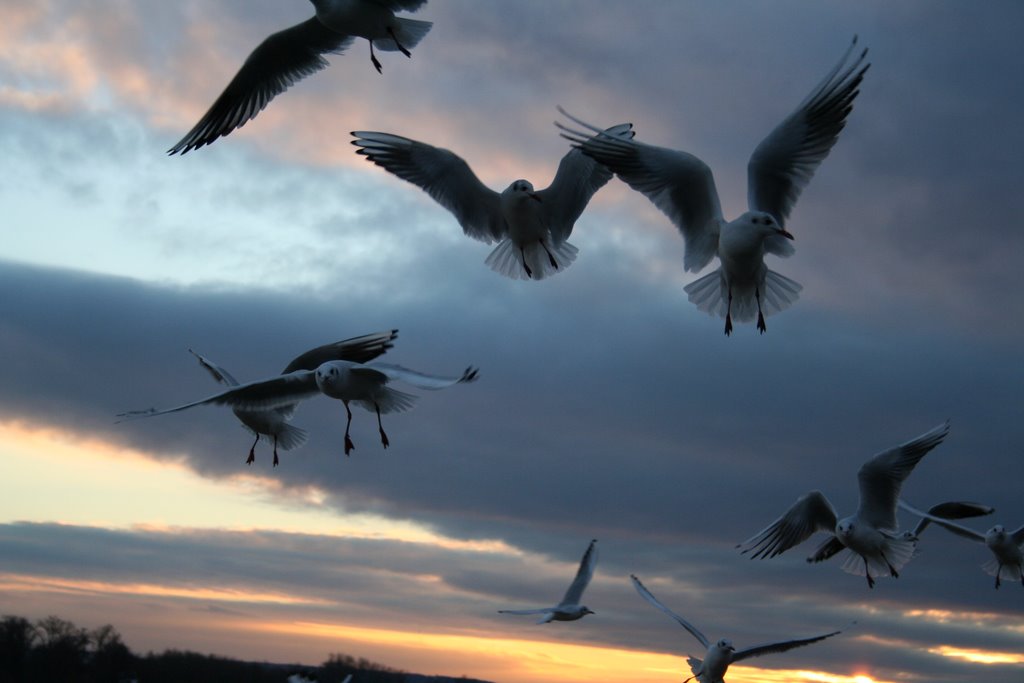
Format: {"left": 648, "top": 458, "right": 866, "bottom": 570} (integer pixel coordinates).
{"left": 185, "top": 330, "right": 397, "bottom": 465}
{"left": 739, "top": 422, "right": 950, "bottom": 588}
{"left": 558, "top": 37, "right": 869, "bottom": 334}
{"left": 169, "top": 0, "right": 431, "bottom": 154}
{"left": 499, "top": 539, "right": 598, "bottom": 624}
{"left": 120, "top": 336, "right": 476, "bottom": 456}
{"left": 899, "top": 500, "right": 1023, "bottom": 588}
{"left": 630, "top": 575, "right": 840, "bottom": 683}
{"left": 351, "top": 122, "right": 634, "bottom": 280}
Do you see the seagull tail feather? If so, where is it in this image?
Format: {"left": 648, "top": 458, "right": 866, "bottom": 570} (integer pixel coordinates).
{"left": 484, "top": 238, "right": 578, "bottom": 281}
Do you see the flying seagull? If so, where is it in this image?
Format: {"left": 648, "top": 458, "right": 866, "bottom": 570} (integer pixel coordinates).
{"left": 499, "top": 539, "right": 598, "bottom": 623}
{"left": 119, "top": 341, "right": 475, "bottom": 457}
{"left": 900, "top": 500, "right": 1022, "bottom": 589}
{"left": 169, "top": 0, "right": 432, "bottom": 154}
{"left": 185, "top": 329, "right": 397, "bottom": 465}
{"left": 557, "top": 36, "right": 869, "bottom": 334}
{"left": 738, "top": 421, "right": 950, "bottom": 588}
{"left": 351, "top": 121, "right": 634, "bottom": 280}
{"left": 630, "top": 574, "right": 840, "bottom": 683}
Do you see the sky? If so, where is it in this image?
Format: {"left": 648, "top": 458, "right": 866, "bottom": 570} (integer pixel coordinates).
{"left": 1, "top": 1, "right": 1023, "bottom": 682}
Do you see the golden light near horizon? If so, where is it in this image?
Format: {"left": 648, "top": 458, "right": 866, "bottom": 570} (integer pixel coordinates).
{"left": 929, "top": 646, "right": 1024, "bottom": 666}
{"left": 0, "top": 419, "right": 516, "bottom": 555}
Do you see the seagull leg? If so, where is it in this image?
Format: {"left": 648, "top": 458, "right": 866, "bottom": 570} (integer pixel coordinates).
{"left": 756, "top": 287, "right": 767, "bottom": 334}
{"left": 724, "top": 288, "right": 734, "bottom": 336}
{"left": 369, "top": 41, "right": 383, "bottom": 74}
{"left": 374, "top": 402, "right": 390, "bottom": 450}
{"left": 882, "top": 552, "right": 899, "bottom": 578}
{"left": 520, "top": 247, "right": 533, "bottom": 278}
{"left": 539, "top": 239, "right": 559, "bottom": 269}
{"left": 864, "top": 557, "right": 875, "bottom": 589}
{"left": 272, "top": 435, "right": 279, "bottom": 468}
{"left": 387, "top": 26, "right": 412, "bottom": 58}
{"left": 246, "top": 434, "right": 259, "bottom": 465}
{"left": 343, "top": 400, "right": 356, "bottom": 455}
{"left": 995, "top": 565, "right": 1002, "bottom": 589}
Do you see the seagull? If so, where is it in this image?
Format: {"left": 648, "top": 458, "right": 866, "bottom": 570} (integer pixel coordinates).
{"left": 738, "top": 421, "right": 950, "bottom": 588}
{"left": 119, "top": 342, "right": 476, "bottom": 457}
{"left": 168, "top": 0, "right": 432, "bottom": 154}
{"left": 557, "top": 36, "right": 869, "bottom": 334}
{"left": 498, "top": 539, "right": 598, "bottom": 623}
{"left": 899, "top": 500, "right": 1022, "bottom": 589}
{"left": 185, "top": 329, "right": 397, "bottom": 465}
{"left": 351, "top": 121, "right": 634, "bottom": 280}
{"left": 630, "top": 574, "right": 840, "bottom": 683}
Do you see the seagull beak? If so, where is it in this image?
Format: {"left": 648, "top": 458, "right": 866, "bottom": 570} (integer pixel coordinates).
{"left": 529, "top": 192, "right": 542, "bottom": 203}
{"left": 778, "top": 228, "right": 794, "bottom": 240}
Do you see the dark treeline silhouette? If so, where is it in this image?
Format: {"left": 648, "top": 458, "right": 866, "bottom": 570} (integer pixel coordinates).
{"left": 0, "top": 614, "right": 491, "bottom": 683}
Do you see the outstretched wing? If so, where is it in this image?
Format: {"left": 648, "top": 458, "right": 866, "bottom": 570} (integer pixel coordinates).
{"left": 351, "top": 131, "right": 505, "bottom": 242}
{"left": 169, "top": 19, "right": 353, "bottom": 154}
{"left": 282, "top": 330, "right": 398, "bottom": 373}
{"left": 747, "top": 36, "right": 869, "bottom": 231}
{"left": 497, "top": 608, "right": 553, "bottom": 615}
{"left": 899, "top": 499, "right": 994, "bottom": 537}
{"left": 117, "top": 370, "right": 320, "bottom": 420}
{"left": 733, "top": 629, "right": 842, "bottom": 662}
{"left": 556, "top": 107, "right": 723, "bottom": 273}
{"left": 537, "top": 122, "right": 635, "bottom": 242}
{"left": 559, "top": 539, "right": 598, "bottom": 606}
{"left": 739, "top": 491, "right": 838, "bottom": 559}
{"left": 857, "top": 422, "right": 950, "bottom": 530}
{"left": 897, "top": 500, "right": 986, "bottom": 543}
{"left": 629, "top": 574, "right": 709, "bottom": 649}
{"left": 367, "top": 362, "right": 478, "bottom": 390}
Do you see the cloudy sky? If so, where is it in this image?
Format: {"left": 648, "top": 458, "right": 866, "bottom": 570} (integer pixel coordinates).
{"left": 2, "top": 1, "right": 1023, "bottom": 682}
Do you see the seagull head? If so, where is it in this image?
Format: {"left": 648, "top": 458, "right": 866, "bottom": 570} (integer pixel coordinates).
{"left": 747, "top": 211, "right": 793, "bottom": 239}
{"left": 715, "top": 638, "right": 735, "bottom": 652}
{"left": 580, "top": 606, "right": 595, "bottom": 616}
{"left": 986, "top": 525, "right": 1007, "bottom": 545}
{"left": 836, "top": 518, "right": 855, "bottom": 539}
{"left": 507, "top": 179, "right": 542, "bottom": 202}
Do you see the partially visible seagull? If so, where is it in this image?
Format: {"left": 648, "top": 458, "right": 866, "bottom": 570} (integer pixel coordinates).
{"left": 169, "top": 0, "right": 432, "bottom": 154}
{"left": 499, "top": 539, "right": 598, "bottom": 623}
{"left": 119, "top": 341, "right": 475, "bottom": 457}
{"left": 738, "top": 421, "right": 950, "bottom": 588}
{"left": 630, "top": 574, "right": 840, "bottom": 683}
{"left": 185, "top": 329, "right": 397, "bottom": 466}
{"left": 900, "top": 500, "right": 1023, "bottom": 589}
{"left": 557, "top": 36, "right": 869, "bottom": 334}
{"left": 351, "top": 121, "right": 634, "bottom": 280}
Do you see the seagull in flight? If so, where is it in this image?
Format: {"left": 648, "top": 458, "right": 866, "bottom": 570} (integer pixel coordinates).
{"left": 185, "top": 330, "right": 397, "bottom": 465}
{"left": 351, "top": 121, "right": 634, "bottom": 280}
{"left": 558, "top": 36, "right": 869, "bottom": 334}
{"left": 119, "top": 337, "right": 475, "bottom": 457}
{"left": 738, "top": 421, "right": 950, "bottom": 588}
{"left": 169, "top": 0, "right": 432, "bottom": 154}
{"left": 630, "top": 574, "right": 841, "bottom": 683}
{"left": 900, "top": 500, "right": 1023, "bottom": 589}
{"left": 499, "top": 539, "right": 598, "bottom": 623}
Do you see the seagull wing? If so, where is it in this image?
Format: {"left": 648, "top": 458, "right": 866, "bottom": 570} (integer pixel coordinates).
{"left": 1011, "top": 526, "right": 1024, "bottom": 546}
{"left": 536, "top": 122, "right": 635, "bottom": 242}
{"left": 732, "top": 630, "right": 842, "bottom": 662}
{"left": 365, "top": 362, "right": 478, "bottom": 390}
{"left": 189, "top": 349, "right": 241, "bottom": 387}
{"left": 856, "top": 421, "right": 950, "bottom": 530}
{"left": 557, "top": 108, "right": 722, "bottom": 272}
{"left": 169, "top": 18, "right": 354, "bottom": 154}
{"left": 738, "top": 491, "right": 838, "bottom": 559}
{"left": 559, "top": 539, "right": 598, "bottom": 606}
{"left": 281, "top": 330, "right": 399, "bottom": 373}
{"left": 897, "top": 500, "right": 986, "bottom": 542}
{"left": 351, "top": 131, "right": 505, "bottom": 242}
{"left": 629, "top": 574, "right": 709, "bottom": 649}
{"left": 747, "top": 36, "right": 869, "bottom": 234}
{"left": 117, "top": 371, "right": 320, "bottom": 420}
{"left": 497, "top": 608, "right": 553, "bottom": 615}
{"left": 899, "top": 499, "right": 994, "bottom": 537}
